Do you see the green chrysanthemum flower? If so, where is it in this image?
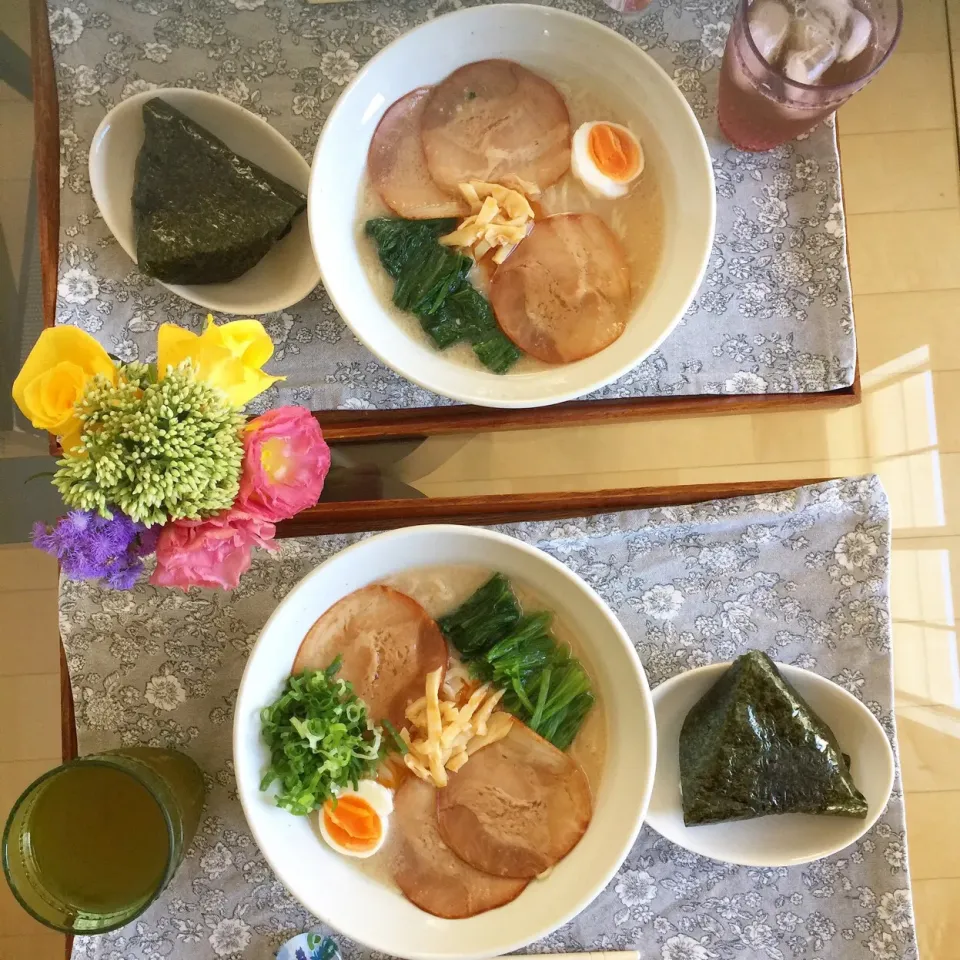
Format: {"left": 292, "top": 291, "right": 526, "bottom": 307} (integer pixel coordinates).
{"left": 53, "top": 361, "right": 245, "bottom": 525}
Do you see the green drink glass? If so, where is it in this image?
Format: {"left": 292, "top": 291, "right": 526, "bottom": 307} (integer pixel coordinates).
{"left": 2, "top": 747, "right": 206, "bottom": 934}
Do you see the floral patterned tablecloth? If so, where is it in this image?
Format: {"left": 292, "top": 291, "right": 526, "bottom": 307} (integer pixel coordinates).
{"left": 49, "top": 0, "right": 856, "bottom": 412}
{"left": 62, "top": 476, "right": 916, "bottom": 960}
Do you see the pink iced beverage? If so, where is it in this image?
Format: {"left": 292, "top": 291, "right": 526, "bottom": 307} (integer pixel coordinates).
{"left": 718, "top": 0, "right": 902, "bottom": 152}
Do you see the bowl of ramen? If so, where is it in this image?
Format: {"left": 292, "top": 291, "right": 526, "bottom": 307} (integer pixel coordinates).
{"left": 308, "top": 3, "right": 714, "bottom": 408}
{"left": 234, "top": 525, "right": 655, "bottom": 959}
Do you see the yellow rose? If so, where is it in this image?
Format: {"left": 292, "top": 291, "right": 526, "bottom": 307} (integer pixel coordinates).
{"left": 157, "top": 315, "right": 284, "bottom": 408}
{"left": 12, "top": 327, "right": 116, "bottom": 446}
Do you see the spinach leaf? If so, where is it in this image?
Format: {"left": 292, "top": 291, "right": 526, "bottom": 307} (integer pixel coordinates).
{"left": 438, "top": 575, "right": 595, "bottom": 750}
{"left": 364, "top": 217, "right": 456, "bottom": 280}
{"left": 431, "top": 285, "right": 522, "bottom": 374}
{"left": 395, "top": 245, "right": 472, "bottom": 315}
{"left": 472, "top": 331, "right": 523, "bottom": 375}
{"left": 365, "top": 217, "right": 521, "bottom": 373}
{"left": 438, "top": 573, "right": 522, "bottom": 657}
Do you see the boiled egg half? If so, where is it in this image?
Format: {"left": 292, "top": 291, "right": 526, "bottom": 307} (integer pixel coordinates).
{"left": 319, "top": 779, "right": 393, "bottom": 859}
{"left": 571, "top": 121, "right": 644, "bottom": 199}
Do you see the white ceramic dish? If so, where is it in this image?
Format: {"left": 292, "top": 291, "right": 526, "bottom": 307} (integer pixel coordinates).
{"left": 89, "top": 88, "right": 319, "bottom": 315}
{"left": 646, "top": 661, "right": 896, "bottom": 867}
{"left": 309, "top": 4, "right": 715, "bottom": 408}
{"left": 233, "top": 525, "right": 656, "bottom": 960}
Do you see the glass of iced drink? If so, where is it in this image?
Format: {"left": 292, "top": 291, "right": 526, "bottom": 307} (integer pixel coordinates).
{"left": 3, "top": 748, "right": 205, "bottom": 934}
{"left": 718, "top": 0, "right": 903, "bottom": 151}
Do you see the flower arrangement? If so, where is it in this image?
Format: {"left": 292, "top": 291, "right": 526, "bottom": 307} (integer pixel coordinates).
{"left": 14, "top": 317, "right": 330, "bottom": 591}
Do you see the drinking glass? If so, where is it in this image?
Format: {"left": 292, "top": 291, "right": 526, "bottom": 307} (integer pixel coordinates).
{"left": 3, "top": 747, "right": 205, "bottom": 934}
{"left": 717, "top": 0, "right": 903, "bottom": 152}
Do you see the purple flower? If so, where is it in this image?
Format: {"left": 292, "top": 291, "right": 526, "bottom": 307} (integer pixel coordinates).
{"left": 32, "top": 508, "right": 160, "bottom": 589}
{"left": 136, "top": 524, "right": 161, "bottom": 557}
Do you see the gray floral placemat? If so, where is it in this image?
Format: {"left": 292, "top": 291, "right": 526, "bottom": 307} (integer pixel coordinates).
{"left": 49, "top": 0, "right": 855, "bottom": 413}
{"left": 63, "top": 476, "right": 915, "bottom": 960}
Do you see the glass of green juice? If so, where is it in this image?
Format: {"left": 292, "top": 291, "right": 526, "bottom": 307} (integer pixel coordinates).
{"left": 2, "top": 747, "right": 206, "bottom": 934}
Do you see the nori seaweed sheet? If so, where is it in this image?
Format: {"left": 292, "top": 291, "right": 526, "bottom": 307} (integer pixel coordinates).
{"left": 679, "top": 650, "right": 869, "bottom": 826}
{"left": 133, "top": 98, "right": 307, "bottom": 284}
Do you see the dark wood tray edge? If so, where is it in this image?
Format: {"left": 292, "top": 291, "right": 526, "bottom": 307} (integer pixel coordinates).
{"left": 310, "top": 375, "right": 860, "bottom": 442}
{"left": 275, "top": 477, "right": 825, "bottom": 535}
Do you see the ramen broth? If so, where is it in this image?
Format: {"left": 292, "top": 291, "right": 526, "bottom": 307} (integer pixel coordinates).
{"left": 357, "top": 76, "right": 664, "bottom": 373}
{"left": 320, "top": 564, "right": 605, "bottom": 893}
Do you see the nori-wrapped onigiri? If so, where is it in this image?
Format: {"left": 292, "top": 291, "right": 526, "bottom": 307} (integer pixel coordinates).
{"left": 679, "top": 650, "right": 868, "bottom": 826}
{"left": 133, "top": 98, "right": 307, "bottom": 285}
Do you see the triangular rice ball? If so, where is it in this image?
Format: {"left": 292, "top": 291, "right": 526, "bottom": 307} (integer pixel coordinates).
{"left": 133, "top": 98, "right": 306, "bottom": 285}
{"left": 680, "top": 650, "right": 868, "bottom": 826}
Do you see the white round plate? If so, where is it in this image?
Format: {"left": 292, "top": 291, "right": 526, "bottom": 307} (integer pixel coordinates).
{"left": 89, "top": 88, "right": 319, "bottom": 315}
{"left": 233, "top": 525, "right": 656, "bottom": 960}
{"left": 309, "top": 3, "right": 715, "bottom": 408}
{"left": 647, "top": 661, "right": 896, "bottom": 867}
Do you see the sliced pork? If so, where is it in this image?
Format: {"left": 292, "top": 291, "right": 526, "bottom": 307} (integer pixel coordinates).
{"left": 436, "top": 722, "right": 592, "bottom": 879}
{"left": 421, "top": 60, "right": 571, "bottom": 194}
{"left": 490, "top": 213, "right": 632, "bottom": 363}
{"left": 367, "top": 88, "right": 468, "bottom": 219}
{"left": 391, "top": 777, "right": 528, "bottom": 919}
{"left": 292, "top": 585, "right": 448, "bottom": 729}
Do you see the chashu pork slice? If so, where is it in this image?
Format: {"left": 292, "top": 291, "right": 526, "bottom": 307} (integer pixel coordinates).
{"left": 421, "top": 59, "right": 571, "bottom": 194}
{"left": 292, "top": 585, "right": 447, "bottom": 729}
{"left": 391, "top": 777, "right": 528, "bottom": 919}
{"left": 436, "top": 722, "right": 592, "bottom": 879}
{"left": 367, "top": 88, "right": 468, "bottom": 219}
{"left": 490, "top": 213, "right": 632, "bottom": 364}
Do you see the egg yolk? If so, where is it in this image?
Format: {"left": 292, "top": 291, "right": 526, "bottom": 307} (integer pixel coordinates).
{"left": 587, "top": 124, "right": 640, "bottom": 183}
{"left": 323, "top": 796, "right": 382, "bottom": 853}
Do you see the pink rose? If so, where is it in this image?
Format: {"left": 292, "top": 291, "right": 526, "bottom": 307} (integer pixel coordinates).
{"left": 150, "top": 508, "right": 277, "bottom": 591}
{"left": 237, "top": 406, "right": 331, "bottom": 522}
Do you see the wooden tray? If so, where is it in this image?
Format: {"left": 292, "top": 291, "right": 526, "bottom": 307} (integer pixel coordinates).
{"left": 31, "top": 0, "right": 859, "bottom": 448}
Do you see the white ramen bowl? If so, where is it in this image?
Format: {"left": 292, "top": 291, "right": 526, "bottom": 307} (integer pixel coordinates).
{"left": 309, "top": 4, "right": 715, "bottom": 408}
{"left": 646, "top": 662, "right": 896, "bottom": 867}
{"left": 89, "top": 89, "right": 319, "bottom": 315}
{"left": 234, "top": 525, "right": 656, "bottom": 960}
